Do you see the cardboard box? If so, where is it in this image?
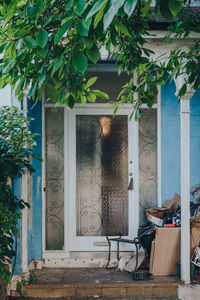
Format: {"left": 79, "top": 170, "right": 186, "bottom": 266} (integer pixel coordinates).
{"left": 162, "top": 193, "right": 181, "bottom": 211}
{"left": 150, "top": 227, "right": 181, "bottom": 276}
{"left": 150, "top": 226, "right": 200, "bottom": 276}
{"left": 147, "top": 215, "right": 163, "bottom": 227}
{"left": 191, "top": 227, "right": 200, "bottom": 256}
{"left": 146, "top": 207, "right": 169, "bottom": 219}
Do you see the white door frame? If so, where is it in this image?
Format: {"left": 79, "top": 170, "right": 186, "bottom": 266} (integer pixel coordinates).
{"left": 68, "top": 105, "right": 139, "bottom": 252}
{"left": 42, "top": 100, "right": 160, "bottom": 260}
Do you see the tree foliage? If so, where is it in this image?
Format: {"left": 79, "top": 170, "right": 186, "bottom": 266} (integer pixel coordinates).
{"left": 0, "top": 0, "right": 199, "bottom": 117}
{"left": 0, "top": 106, "right": 37, "bottom": 287}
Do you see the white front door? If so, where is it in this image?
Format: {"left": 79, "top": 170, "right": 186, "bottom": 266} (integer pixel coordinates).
{"left": 68, "top": 107, "right": 139, "bottom": 252}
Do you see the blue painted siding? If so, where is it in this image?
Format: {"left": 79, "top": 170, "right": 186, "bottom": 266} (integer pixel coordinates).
{"left": 27, "top": 101, "right": 42, "bottom": 264}
{"left": 161, "top": 80, "right": 181, "bottom": 202}
{"left": 190, "top": 89, "right": 200, "bottom": 188}
{"left": 161, "top": 83, "right": 200, "bottom": 203}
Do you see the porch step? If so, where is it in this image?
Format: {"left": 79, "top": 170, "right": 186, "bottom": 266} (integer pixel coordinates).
{"left": 21, "top": 282, "right": 179, "bottom": 298}
{"left": 12, "top": 297, "right": 177, "bottom": 300}
{"left": 19, "top": 268, "right": 180, "bottom": 298}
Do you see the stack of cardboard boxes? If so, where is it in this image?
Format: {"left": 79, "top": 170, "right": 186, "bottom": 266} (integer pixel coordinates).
{"left": 147, "top": 194, "right": 200, "bottom": 276}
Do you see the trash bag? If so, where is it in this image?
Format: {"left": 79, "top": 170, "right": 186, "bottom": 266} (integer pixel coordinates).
{"left": 162, "top": 202, "right": 199, "bottom": 226}
{"left": 191, "top": 184, "right": 200, "bottom": 204}
{"left": 138, "top": 221, "right": 156, "bottom": 257}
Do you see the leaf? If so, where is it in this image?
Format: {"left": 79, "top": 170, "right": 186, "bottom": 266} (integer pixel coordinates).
{"left": 51, "top": 55, "right": 64, "bottom": 76}
{"left": 23, "top": 37, "right": 37, "bottom": 49}
{"left": 54, "top": 20, "right": 73, "bottom": 44}
{"left": 159, "top": 0, "right": 174, "bottom": 21}
{"left": 86, "top": 0, "right": 108, "bottom": 20}
{"left": 0, "top": 43, "right": 7, "bottom": 54}
{"left": 168, "top": 0, "right": 183, "bottom": 17}
{"left": 93, "top": 89, "right": 109, "bottom": 99}
{"left": 36, "top": 29, "right": 48, "bottom": 48}
{"left": 78, "top": 18, "right": 92, "bottom": 37}
{"left": 124, "top": 0, "right": 137, "bottom": 16}
{"left": 28, "top": 81, "right": 37, "bottom": 97}
{"left": 114, "top": 20, "right": 130, "bottom": 37}
{"left": 66, "top": 0, "right": 73, "bottom": 10}
{"left": 37, "top": 46, "right": 48, "bottom": 59}
{"left": 142, "top": 0, "right": 152, "bottom": 17}
{"left": 86, "top": 45, "right": 100, "bottom": 64}
{"left": 103, "top": 0, "right": 125, "bottom": 30}
{"left": 178, "top": 83, "right": 187, "bottom": 98}
{"left": 157, "top": 79, "right": 165, "bottom": 85}
{"left": 39, "top": 68, "right": 46, "bottom": 86}
{"left": 80, "top": 94, "right": 86, "bottom": 105}
{"left": 72, "top": 48, "right": 88, "bottom": 73}
{"left": 66, "top": 94, "right": 75, "bottom": 108}
{"left": 86, "top": 77, "right": 97, "bottom": 88}
{"left": 46, "top": 84, "right": 59, "bottom": 102}
{"left": 84, "top": 37, "right": 94, "bottom": 49}
{"left": 61, "top": 15, "right": 74, "bottom": 26}
{"left": 74, "top": 0, "right": 87, "bottom": 15}
{"left": 155, "top": 0, "right": 160, "bottom": 19}
{"left": 94, "top": 0, "right": 108, "bottom": 28}
{"left": 26, "top": 3, "right": 41, "bottom": 17}
{"left": 87, "top": 92, "right": 96, "bottom": 102}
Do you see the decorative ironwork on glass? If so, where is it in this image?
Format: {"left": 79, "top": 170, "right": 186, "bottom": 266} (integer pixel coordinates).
{"left": 139, "top": 109, "right": 158, "bottom": 224}
{"left": 45, "top": 108, "right": 64, "bottom": 250}
{"left": 76, "top": 115, "right": 128, "bottom": 236}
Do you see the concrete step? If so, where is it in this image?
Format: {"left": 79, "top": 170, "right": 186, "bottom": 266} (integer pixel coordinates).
{"left": 21, "top": 282, "right": 178, "bottom": 298}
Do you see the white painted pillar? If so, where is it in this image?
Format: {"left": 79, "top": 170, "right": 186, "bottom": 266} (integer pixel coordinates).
{"left": 175, "top": 76, "right": 194, "bottom": 284}
{"left": 180, "top": 94, "right": 191, "bottom": 284}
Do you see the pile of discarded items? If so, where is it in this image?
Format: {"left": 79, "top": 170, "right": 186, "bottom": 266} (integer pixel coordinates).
{"left": 124, "top": 185, "right": 200, "bottom": 278}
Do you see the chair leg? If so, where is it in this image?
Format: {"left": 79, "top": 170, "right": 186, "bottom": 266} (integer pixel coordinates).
{"left": 135, "top": 242, "right": 139, "bottom": 269}
{"left": 117, "top": 241, "right": 120, "bottom": 262}
{"left": 106, "top": 236, "right": 111, "bottom": 269}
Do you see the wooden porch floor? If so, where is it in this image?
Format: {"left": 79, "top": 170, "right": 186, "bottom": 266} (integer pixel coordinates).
{"left": 21, "top": 268, "right": 180, "bottom": 298}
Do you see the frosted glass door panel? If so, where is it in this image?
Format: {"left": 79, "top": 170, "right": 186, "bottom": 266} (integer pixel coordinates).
{"left": 139, "top": 109, "right": 157, "bottom": 224}
{"left": 45, "top": 108, "right": 64, "bottom": 250}
{"left": 76, "top": 115, "right": 128, "bottom": 236}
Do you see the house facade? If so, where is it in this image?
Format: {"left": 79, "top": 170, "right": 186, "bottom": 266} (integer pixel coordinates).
{"left": 1, "top": 30, "right": 200, "bottom": 299}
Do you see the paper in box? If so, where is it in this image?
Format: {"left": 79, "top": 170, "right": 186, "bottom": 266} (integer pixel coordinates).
{"left": 162, "top": 193, "right": 181, "bottom": 211}
{"left": 146, "top": 207, "right": 169, "bottom": 219}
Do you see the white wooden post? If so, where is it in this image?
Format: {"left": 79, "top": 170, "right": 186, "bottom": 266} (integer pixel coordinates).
{"left": 180, "top": 94, "right": 191, "bottom": 284}
{"left": 175, "top": 76, "right": 194, "bottom": 284}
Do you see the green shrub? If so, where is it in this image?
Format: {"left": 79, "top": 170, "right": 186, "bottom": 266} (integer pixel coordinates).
{"left": 0, "top": 106, "right": 38, "bottom": 290}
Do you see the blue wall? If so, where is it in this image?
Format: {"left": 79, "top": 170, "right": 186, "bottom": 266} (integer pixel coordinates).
{"left": 190, "top": 89, "right": 200, "bottom": 187}
{"left": 27, "top": 101, "right": 42, "bottom": 264}
{"left": 161, "top": 82, "right": 200, "bottom": 203}
{"left": 161, "top": 80, "right": 181, "bottom": 201}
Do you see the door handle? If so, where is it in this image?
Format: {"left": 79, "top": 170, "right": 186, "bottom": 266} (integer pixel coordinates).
{"left": 128, "top": 177, "right": 134, "bottom": 190}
